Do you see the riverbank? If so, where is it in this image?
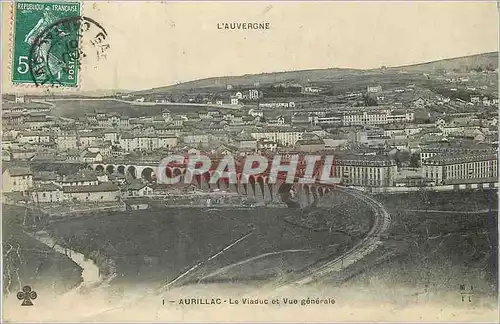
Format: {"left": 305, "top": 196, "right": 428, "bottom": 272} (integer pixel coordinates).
{"left": 2, "top": 205, "right": 83, "bottom": 296}
{"left": 25, "top": 230, "right": 103, "bottom": 289}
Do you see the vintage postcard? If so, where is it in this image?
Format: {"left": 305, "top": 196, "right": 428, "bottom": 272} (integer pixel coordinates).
{"left": 1, "top": 1, "right": 499, "bottom": 322}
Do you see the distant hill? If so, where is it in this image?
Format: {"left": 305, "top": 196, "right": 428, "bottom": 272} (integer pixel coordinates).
{"left": 136, "top": 52, "right": 497, "bottom": 95}
{"left": 134, "top": 68, "right": 364, "bottom": 94}
{"left": 389, "top": 51, "right": 498, "bottom": 73}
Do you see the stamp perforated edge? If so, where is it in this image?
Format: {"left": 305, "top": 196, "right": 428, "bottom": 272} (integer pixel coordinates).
{"left": 7, "top": 0, "right": 84, "bottom": 91}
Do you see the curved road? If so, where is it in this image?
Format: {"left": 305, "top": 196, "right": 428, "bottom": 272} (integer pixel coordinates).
{"left": 285, "top": 186, "right": 392, "bottom": 287}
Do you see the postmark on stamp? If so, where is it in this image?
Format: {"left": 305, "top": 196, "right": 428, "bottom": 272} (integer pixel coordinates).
{"left": 11, "top": 1, "right": 110, "bottom": 87}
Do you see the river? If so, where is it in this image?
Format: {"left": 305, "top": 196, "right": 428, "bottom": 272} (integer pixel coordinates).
{"left": 26, "top": 230, "right": 102, "bottom": 288}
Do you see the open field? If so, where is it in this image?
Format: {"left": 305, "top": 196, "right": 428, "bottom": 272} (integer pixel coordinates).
{"left": 376, "top": 190, "right": 497, "bottom": 212}
{"left": 2, "top": 102, "right": 51, "bottom": 110}
{"left": 331, "top": 190, "right": 498, "bottom": 305}
{"left": 44, "top": 208, "right": 350, "bottom": 286}
{"left": 49, "top": 99, "right": 237, "bottom": 118}
{"left": 43, "top": 190, "right": 373, "bottom": 287}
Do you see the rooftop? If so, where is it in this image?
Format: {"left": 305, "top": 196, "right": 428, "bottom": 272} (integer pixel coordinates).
{"left": 63, "top": 182, "right": 119, "bottom": 193}
{"left": 126, "top": 181, "right": 151, "bottom": 190}
{"left": 422, "top": 140, "right": 494, "bottom": 152}
{"left": 424, "top": 153, "right": 497, "bottom": 165}
{"left": 32, "top": 183, "right": 62, "bottom": 192}
{"left": 4, "top": 167, "right": 32, "bottom": 176}
{"left": 334, "top": 154, "right": 396, "bottom": 166}
{"left": 60, "top": 170, "right": 98, "bottom": 182}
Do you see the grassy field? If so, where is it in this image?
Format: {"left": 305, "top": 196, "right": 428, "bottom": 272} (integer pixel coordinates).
{"left": 50, "top": 100, "right": 231, "bottom": 118}
{"left": 44, "top": 190, "right": 372, "bottom": 287}
{"left": 2, "top": 205, "right": 83, "bottom": 295}
{"left": 376, "top": 190, "right": 498, "bottom": 212}
{"left": 45, "top": 208, "right": 343, "bottom": 285}
{"left": 286, "top": 192, "right": 374, "bottom": 235}
{"left": 338, "top": 190, "right": 498, "bottom": 303}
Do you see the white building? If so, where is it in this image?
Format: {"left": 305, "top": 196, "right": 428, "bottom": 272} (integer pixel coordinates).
{"left": 386, "top": 111, "right": 415, "bottom": 123}
{"left": 258, "top": 139, "right": 278, "bottom": 151}
{"left": 342, "top": 110, "right": 413, "bottom": 126}
{"left": 78, "top": 131, "right": 103, "bottom": 147}
{"left": 56, "top": 133, "right": 79, "bottom": 150}
{"left": 342, "top": 111, "right": 388, "bottom": 126}
{"left": 119, "top": 134, "right": 178, "bottom": 151}
{"left": 258, "top": 102, "right": 295, "bottom": 109}
{"left": 247, "top": 108, "right": 264, "bottom": 118}
{"left": 422, "top": 153, "right": 498, "bottom": 185}
{"left": 470, "top": 96, "right": 481, "bottom": 104}
{"left": 2, "top": 167, "right": 33, "bottom": 194}
{"left": 303, "top": 86, "right": 321, "bottom": 94}
{"left": 31, "top": 183, "right": 64, "bottom": 203}
{"left": 230, "top": 96, "right": 239, "bottom": 105}
{"left": 250, "top": 127, "right": 302, "bottom": 146}
{"left": 367, "top": 85, "right": 382, "bottom": 93}
{"left": 63, "top": 182, "right": 121, "bottom": 202}
{"left": 419, "top": 143, "right": 493, "bottom": 165}
{"left": 332, "top": 155, "right": 397, "bottom": 187}
{"left": 183, "top": 132, "right": 210, "bottom": 145}
{"left": 123, "top": 182, "right": 154, "bottom": 197}
{"left": 18, "top": 132, "right": 51, "bottom": 144}
{"left": 248, "top": 89, "right": 259, "bottom": 100}
{"left": 57, "top": 170, "right": 99, "bottom": 187}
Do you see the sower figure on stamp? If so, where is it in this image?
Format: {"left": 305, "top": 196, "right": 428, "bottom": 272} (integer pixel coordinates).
{"left": 24, "top": 7, "right": 63, "bottom": 81}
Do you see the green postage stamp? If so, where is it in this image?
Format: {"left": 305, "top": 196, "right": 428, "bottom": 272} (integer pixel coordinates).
{"left": 11, "top": 1, "right": 81, "bottom": 87}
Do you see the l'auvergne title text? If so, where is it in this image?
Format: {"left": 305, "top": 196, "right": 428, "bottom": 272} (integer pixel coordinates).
{"left": 217, "top": 22, "right": 271, "bottom": 30}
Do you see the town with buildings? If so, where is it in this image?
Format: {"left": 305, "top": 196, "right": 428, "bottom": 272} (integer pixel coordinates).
{"left": 2, "top": 59, "right": 499, "bottom": 214}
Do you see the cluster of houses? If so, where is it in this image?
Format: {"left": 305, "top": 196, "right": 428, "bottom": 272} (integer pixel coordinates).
{"left": 2, "top": 78, "right": 498, "bottom": 207}
{"left": 1, "top": 166, "right": 159, "bottom": 205}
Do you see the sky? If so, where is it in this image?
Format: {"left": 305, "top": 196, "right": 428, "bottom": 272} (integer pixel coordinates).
{"left": 2, "top": 1, "right": 499, "bottom": 93}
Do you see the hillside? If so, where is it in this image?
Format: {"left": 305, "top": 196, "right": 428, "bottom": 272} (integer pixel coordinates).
{"left": 136, "top": 52, "right": 498, "bottom": 94}
{"left": 390, "top": 51, "right": 498, "bottom": 73}
{"left": 135, "top": 68, "right": 364, "bottom": 94}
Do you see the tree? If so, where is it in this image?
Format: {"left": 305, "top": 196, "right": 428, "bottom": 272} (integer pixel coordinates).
{"left": 362, "top": 94, "right": 378, "bottom": 106}
{"left": 395, "top": 150, "right": 411, "bottom": 166}
{"left": 410, "top": 153, "right": 420, "bottom": 167}
{"left": 485, "top": 63, "right": 496, "bottom": 71}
